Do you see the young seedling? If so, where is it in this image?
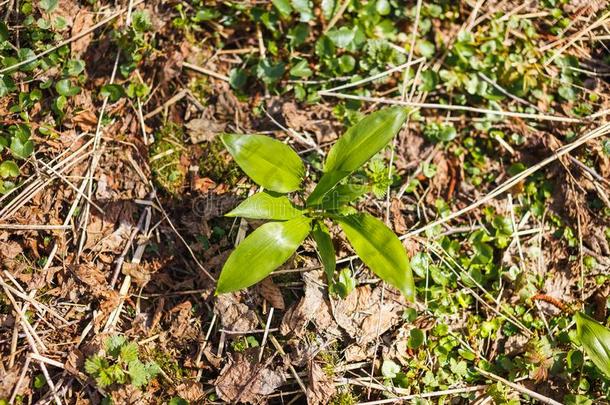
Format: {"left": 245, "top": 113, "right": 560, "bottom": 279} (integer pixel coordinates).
{"left": 216, "top": 107, "right": 414, "bottom": 300}
{"left": 85, "top": 335, "right": 159, "bottom": 390}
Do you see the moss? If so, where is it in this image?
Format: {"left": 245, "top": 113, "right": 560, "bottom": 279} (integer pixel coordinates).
{"left": 329, "top": 389, "right": 358, "bottom": 405}
{"left": 151, "top": 349, "right": 185, "bottom": 381}
{"left": 198, "top": 136, "right": 241, "bottom": 186}
{"left": 149, "top": 122, "right": 187, "bottom": 195}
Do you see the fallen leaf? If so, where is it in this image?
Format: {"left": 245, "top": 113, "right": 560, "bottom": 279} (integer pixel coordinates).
{"left": 214, "top": 293, "right": 258, "bottom": 335}
{"left": 71, "top": 110, "right": 98, "bottom": 131}
{"left": 176, "top": 381, "right": 205, "bottom": 402}
{"left": 215, "top": 351, "right": 285, "bottom": 403}
{"left": 71, "top": 9, "right": 94, "bottom": 57}
{"left": 307, "top": 360, "right": 336, "bottom": 405}
{"left": 0, "top": 366, "right": 28, "bottom": 398}
{"left": 186, "top": 117, "right": 226, "bottom": 144}
{"left": 280, "top": 271, "right": 325, "bottom": 336}
{"left": 257, "top": 277, "right": 285, "bottom": 310}
{"left": 390, "top": 198, "right": 407, "bottom": 234}
{"left": 333, "top": 285, "right": 406, "bottom": 344}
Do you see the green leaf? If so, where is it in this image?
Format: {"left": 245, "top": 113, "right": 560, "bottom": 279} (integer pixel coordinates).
{"left": 105, "top": 335, "right": 127, "bottom": 357}
{"left": 289, "top": 60, "right": 312, "bottom": 78}
{"left": 319, "top": 183, "right": 367, "bottom": 210}
{"left": 100, "top": 84, "right": 125, "bottom": 102}
{"left": 416, "top": 39, "right": 435, "bottom": 58}
{"left": 221, "top": 134, "right": 305, "bottom": 193}
{"left": 216, "top": 216, "right": 312, "bottom": 293}
{"left": 327, "top": 26, "right": 360, "bottom": 49}
{"left": 226, "top": 191, "right": 303, "bottom": 220}
{"left": 331, "top": 268, "right": 356, "bottom": 298}
{"left": 381, "top": 359, "right": 400, "bottom": 378}
{"left": 0, "top": 74, "right": 17, "bottom": 97}
{"left": 272, "top": 0, "right": 293, "bottom": 17}
{"left": 84, "top": 355, "right": 107, "bottom": 375}
{"left": 0, "top": 22, "right": 8, "bottom": 42}
{"left": 0, "top": 161, "right": 20, "bottom": 178}
{"left": 576, "top": 312, "right": 610, "bottom": 378}
{"left": 169, "top": 397, "right": 189, "bottom": 405}
{"left": 321, "top": 0, "right": 336, "bottom": 20}
{"left": 335, "top": 213, "right": 414, "bottom": 300}
{"left": 10, "top": 136, "right": 34, "bottom": 160}
{"left": 55, "top": 79, "right": 80, "bottom": 97}
{"left": 229, "top": 68, "right": 247, "bottom": 90}
{"left": 128, "top": 360, "right": 148, "bottom": 388}
{"left": 307, "top": 107, "right": 408, "bottom": 205}
{"left": 40, "top": 0, "right": 58, "bottom": 12}
{"left": 291, "top": 0, "right": 313, "bottom": 21}
{"left": 120, "top": 342, "right": 139, "bottom": 363}
{"left": 408, "top": 328, "right": 425, "bottom": 349}
{"left": 312, "top": 221, "right": 336, "bottom": 285}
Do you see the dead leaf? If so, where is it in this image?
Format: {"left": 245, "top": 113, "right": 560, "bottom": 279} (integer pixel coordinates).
{"left": 214, "top": 293, "right": 258, "bottom": 335}
{"left": 0, "top": 366, "right": 29, "bottom": 398}
{"left": 71, "top": 10, "right": 94, "bottom": 57}
{"left": 216, "top": 351, "right": 285, "bottom": 403}
{"left": 64, "top": 349, "right": 86, "bottom": 377}
{"left": 390, "top": 198, "right": 407, "bottom": 234}
{"left": 169, "top": 301, "right": 195, "bottom": 339}
{"left": 257, "top": 277, "right": 285, "bottom": 310}
{"left": 186, "top": 117, "right": 226, "bottom": 144}
{"left": 71, "top": 110, "right": 98, "bottom": 131}
{"left": 280, "top": 271, "right": 325, "bottom": 336}
{"left": 333, "top": 285, "right": 406, "bottom": 344}
{"left": 176, "top": 381, "right": 205, "bottom": 402}
{"left": 307, "top": 360, "right": 336, "bottom": 405}
{"left": 0, "top": 240, "right": 22, "bottom": 259}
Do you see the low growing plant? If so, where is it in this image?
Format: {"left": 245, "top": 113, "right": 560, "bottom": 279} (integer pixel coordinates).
{"left": 85, "top": 335, "right": 159, "bottom": 389}
{"left": 215, "top": 106, "right": 414, "bottom": 300}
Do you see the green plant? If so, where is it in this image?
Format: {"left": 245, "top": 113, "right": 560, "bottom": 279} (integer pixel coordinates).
{"left": 575, "top": 312, "right": 610, "bottom": 379}
{"left": 84, "top": 335, "right": 160, "bottom": 389}
{"left": 215, "top": 107, "right": 414, "bottom": 299}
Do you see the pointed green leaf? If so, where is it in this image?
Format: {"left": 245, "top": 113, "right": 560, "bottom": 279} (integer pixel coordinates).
{"left": 576, "top": 312, "right": 610, "bottom": 378}
{"left": 312, "top": 221, "right": 335, "bottom": 285}
{"left": 216, "top": 216, "right": 312, "bottom": 293}
{"left": 319, "top": 183, "right": 368, "bottom": 210}
{"left": 226, "top": 191, "right": 303, "bottom": 220}
{"left": 307, "top": 107, "right": 408, "bottom": 205}
{"left": 221, "top": 134, "right": 305, "bottom": 193}
{"left": 335, "top": 213, "right": 414, "bottom": 300}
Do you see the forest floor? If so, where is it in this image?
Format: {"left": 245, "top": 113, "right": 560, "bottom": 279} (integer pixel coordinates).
{"left": 1, "top": 0, "right": 610, "bottom": 404}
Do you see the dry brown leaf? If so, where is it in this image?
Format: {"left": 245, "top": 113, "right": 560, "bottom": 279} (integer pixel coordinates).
{"left": 214, "top": 293, "right": 258, "bottom": 335}
{"left": 280, "top": 271, "right": 325, "bottom": 336}
{"left": 64, "top": 349, "right": 86, "bottom": 377}
{"left": 186, "top": 117, "right": 226, "bottom": 144}
{"left": 71, "top": 110, "right": 98, "bottom": 131}
{"left": 71, "top": 9, "right": 94, "bottom": 57}
{"left": 332, "top": 285, "right": 406, "bottom": 344}
{"left": 307, "top": 360, "right": 336, "bottom": 405}
{"left": 169, "top": 301, "right": 195, "bottom": 339}
{"left": 390, "top": 198, "right": 407, "bottom": 234}
{"left": 0, "top": 240, "right": 22, "bottom": 260}
{"left": 215, "top": 351, "right": 285, "bottom": 403}
{"left": 258, "top": 277, "right": 285, "bottom": 310}
{"left": 122, "top": 262, "right": 151, "bottom": 287}
{"left": 0, "top": 366, "right": 29, "bottom": 398}
{"left": 176, "top": 381, "right": 206, "bottom": 402}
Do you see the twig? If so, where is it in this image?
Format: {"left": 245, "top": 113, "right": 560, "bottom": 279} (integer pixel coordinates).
{"left": 475, "top": 367, "right": 562, "bottom": 405}
{"left": 183, "top": 62, "right": 230, "bottom": 82}
{"left": 324, "top": 0, "right": 351, "bottom": 33}
{"left": 318, "top": 91, "right": 583, "bottom": 123}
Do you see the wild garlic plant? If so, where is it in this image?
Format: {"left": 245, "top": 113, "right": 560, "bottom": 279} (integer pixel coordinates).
{"left": 216, "top": 107, "right": 414, "bottom": 300}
